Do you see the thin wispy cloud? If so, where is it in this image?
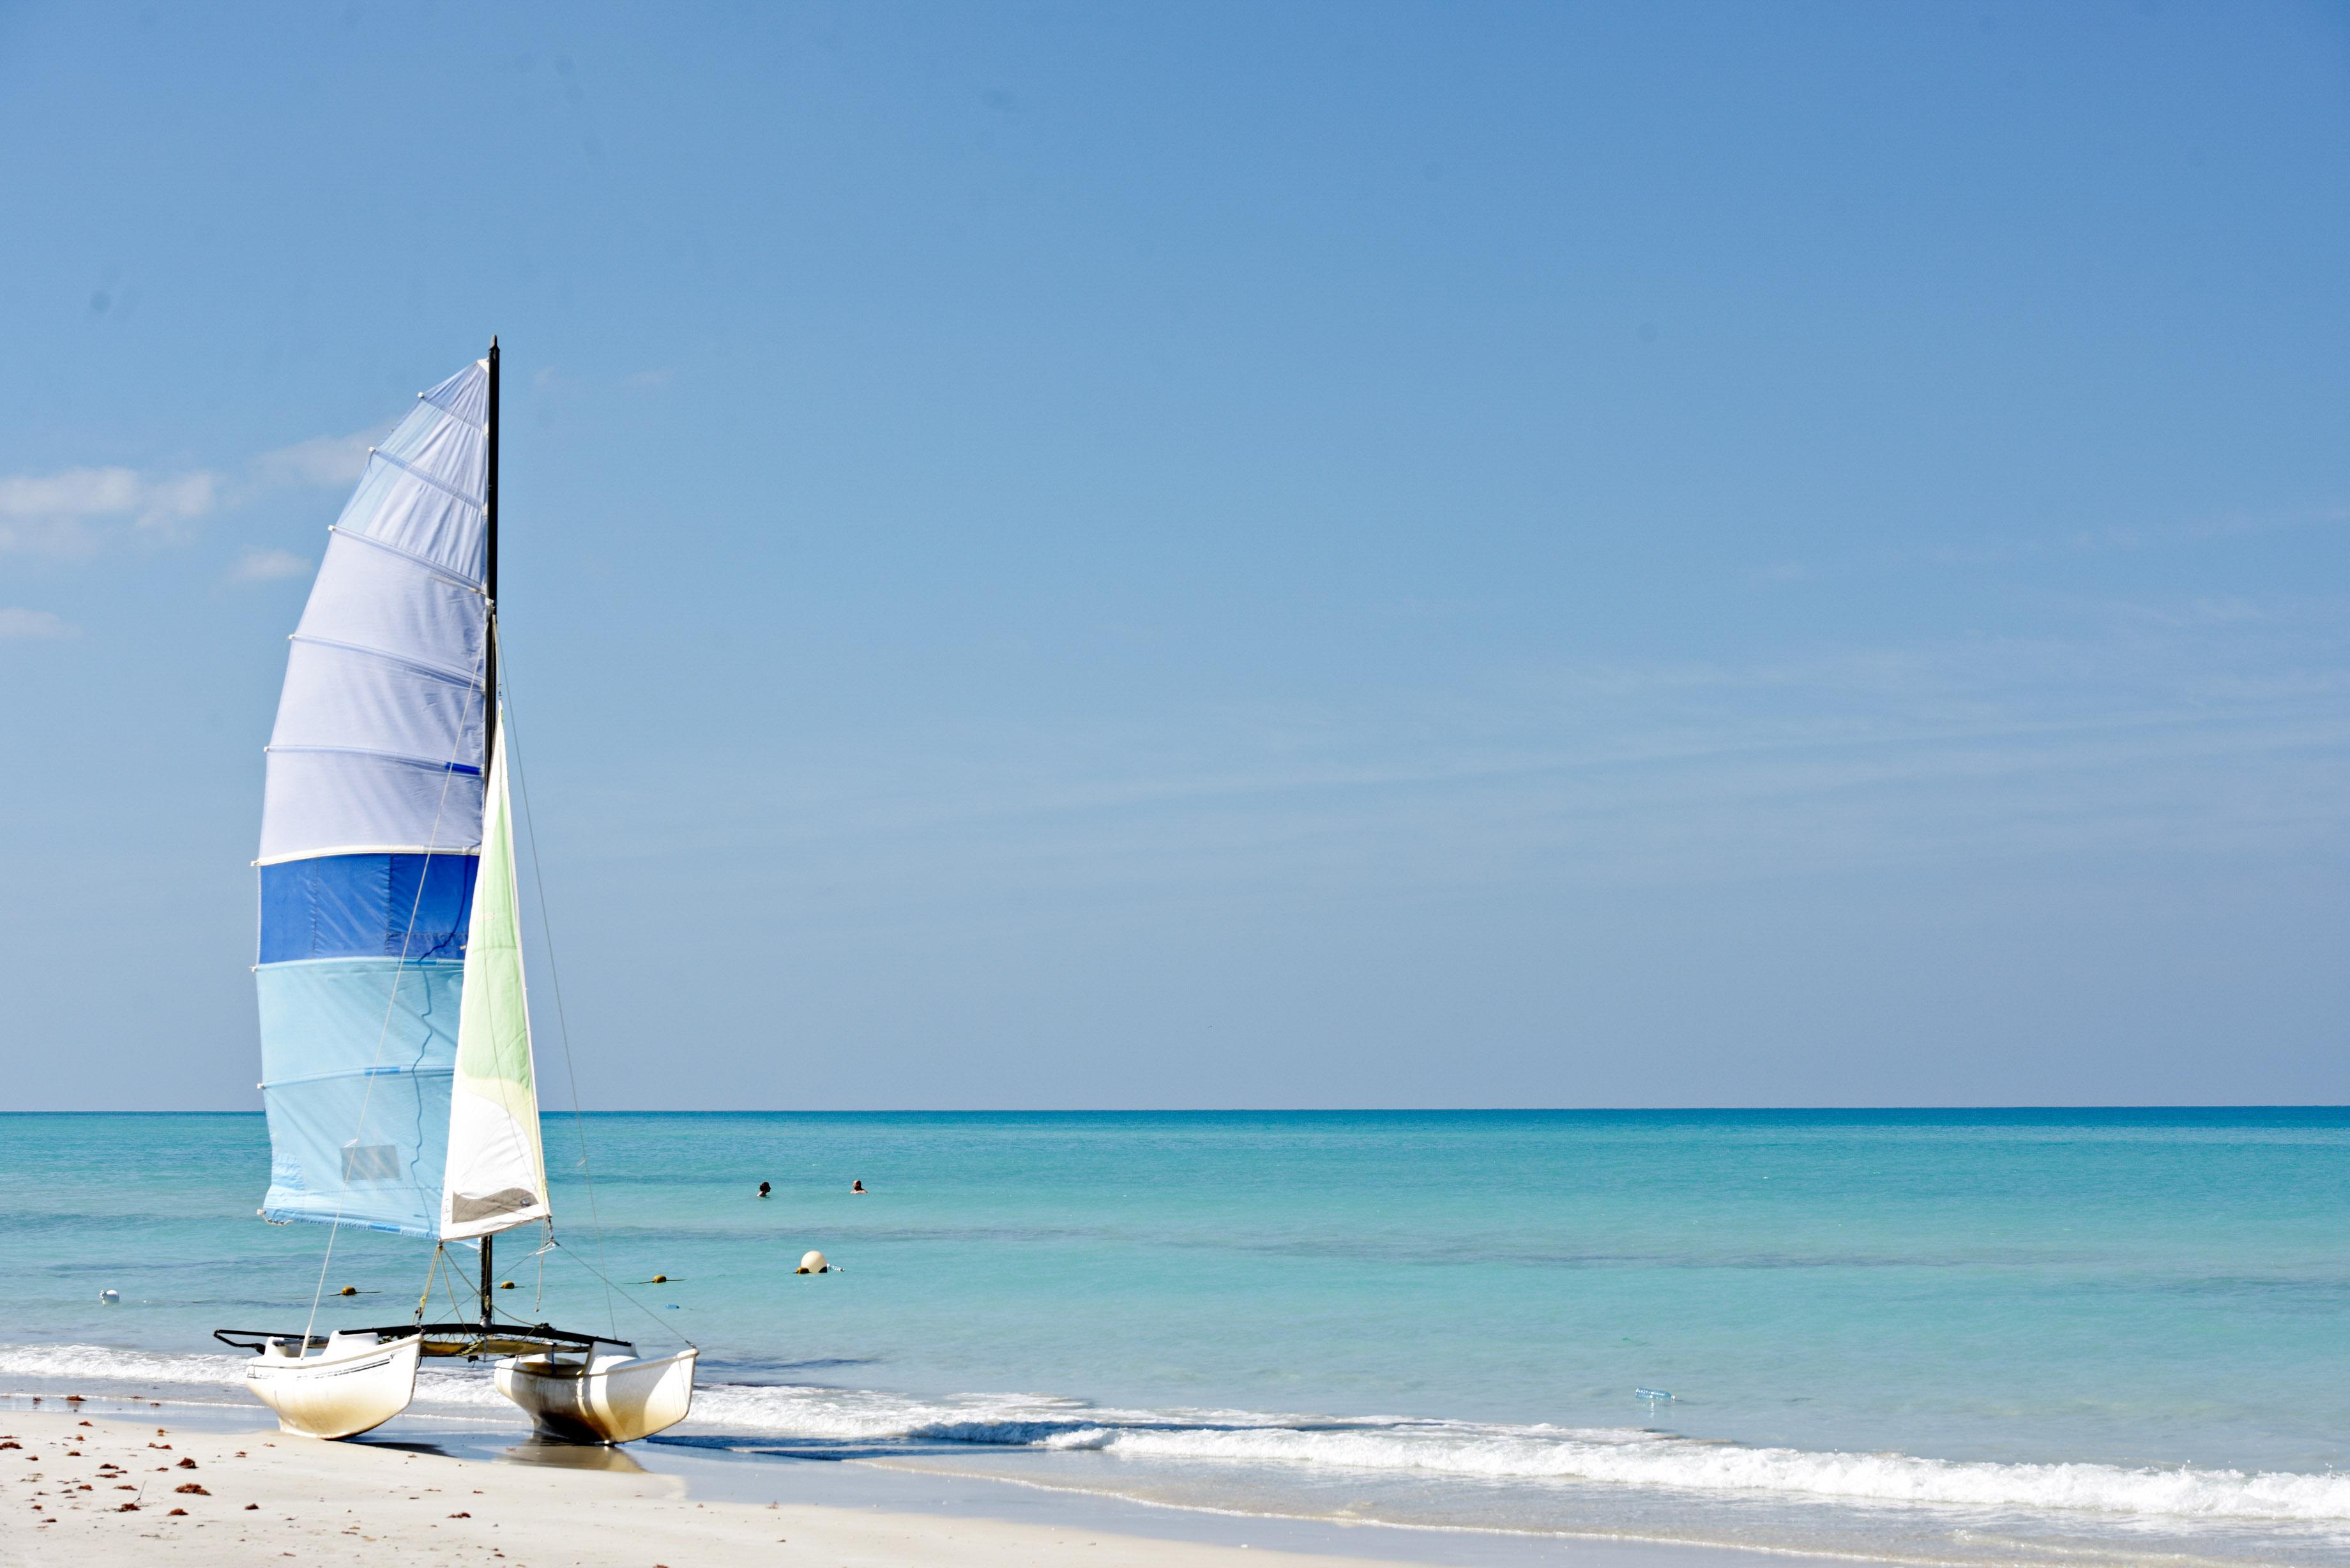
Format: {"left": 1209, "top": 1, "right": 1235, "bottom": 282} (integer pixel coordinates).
{"left": 2063, "top": 594, "right": 2270, "bottom": 631}
{"left": 249, "top": 428, "right": 378, "bottom": 490}
{"left": 1918, "top": 506, "right": 2349, "bottom": 570}
{"left": 0, "top": 607, "right": 76, "bottom": 639}
{"left": 0, "top": 423, "right": 383, "bottom": 559}
{"left": 0, "top": 467, "right": 218, "bottom": 555}
{"left": 590, "top": 597, "right": 2350, "bottom": 934}
{"left": 229, "top": 546, "right": 312, "bottom": 583}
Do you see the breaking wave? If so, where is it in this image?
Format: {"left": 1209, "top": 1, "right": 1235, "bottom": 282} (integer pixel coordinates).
{"left": 682, "top": 1381, "right": 2350, "bottom": 1524}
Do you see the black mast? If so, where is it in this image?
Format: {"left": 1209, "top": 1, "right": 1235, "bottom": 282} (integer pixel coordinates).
{"left": 484, "top": 336, "right": 500, "bottom": 762}
{"left": 480, "top": 336, "right": 499, "bottom": 1331}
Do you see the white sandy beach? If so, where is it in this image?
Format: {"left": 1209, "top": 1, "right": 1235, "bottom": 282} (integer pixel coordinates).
{"left": 0, "top": 1405, "right": 1869, "bottom": 1568}
{"left": 0, "top": 1407, "right": 1414, "bottom": 1568}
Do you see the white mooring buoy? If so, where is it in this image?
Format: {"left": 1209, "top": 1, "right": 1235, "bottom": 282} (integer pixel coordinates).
{"left": 796, "top": 1250, "right": 830, "bottom": 1274}
{"left": 100, "top": 1289, "right": 120, "bottom": 1305}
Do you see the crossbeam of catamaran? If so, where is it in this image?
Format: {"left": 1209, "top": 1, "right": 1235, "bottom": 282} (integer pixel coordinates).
{"left": 213, "top": 1325, "right": 633, "bottom": 1356}
{"left": 220, "top": 342, "right": 697, "bottom": 1445}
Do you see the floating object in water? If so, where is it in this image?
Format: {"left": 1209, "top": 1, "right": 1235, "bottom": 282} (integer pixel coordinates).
{"left": 757, "top": 1182, "right": 771, "bottom": 1198}
{"left": 499, "top": 1280, "right": 516, "bottom": 1290}
{"left": 649, "top": 1274, "right": 668, "bottom": 1284}
{"left": 1635, "top": 1387, "right": 1673, "bottom": 1401}
{"left": 796, "top": 1250, "right": 829, "bottom": 1274}
{"left": 337, "top": 1286, "right": 357, "bottom": 1297}
{"left": 100, "top": 1290, "right": 119, "bottom": 1305}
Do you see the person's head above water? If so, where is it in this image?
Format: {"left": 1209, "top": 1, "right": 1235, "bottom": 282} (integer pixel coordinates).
{"left": 757, "top": 1181, "right": 771, "bottom": 1197}
{"left": 851, "top": 1179, "right": 865, "bottom": 1193}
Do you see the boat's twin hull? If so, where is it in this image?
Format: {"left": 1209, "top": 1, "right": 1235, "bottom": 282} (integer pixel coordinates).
{"left": 494, "top": 1348, "right": 699, "bottom": 1445}
{"left": 245, "top": 1333, "right": 422, "bottom": 1440}
{"left": 241, "top": 1334, "right": 696, "bottom": 1446}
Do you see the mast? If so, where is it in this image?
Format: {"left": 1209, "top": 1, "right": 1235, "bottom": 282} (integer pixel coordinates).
{"left": 480, "top": 335, "right": 499, "bottom": 1331}
{"left": 483, "top": 336, "right": 500, "bottom": 769}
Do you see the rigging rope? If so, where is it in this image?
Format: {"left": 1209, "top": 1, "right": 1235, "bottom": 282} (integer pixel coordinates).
{"left": 546, "top": 1239, "right": 693, "bottom": 1346}
{"left": 414, "top": 1245, "right": 444, "bottom": 1326}
{"left": 497, "top": 655, "right": 620, "bottom": 1339}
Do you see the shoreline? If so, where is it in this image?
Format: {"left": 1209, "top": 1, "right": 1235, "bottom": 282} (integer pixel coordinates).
{"left": 6, "top": 1358, "right": 2342, "bottom": 1568}
{"left": 0, "top": 1399, "right": 1871, "bottom": 1567}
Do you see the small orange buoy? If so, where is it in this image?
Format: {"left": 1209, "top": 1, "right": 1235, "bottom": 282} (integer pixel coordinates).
{"left": 650, "top": 1274, "right": 669, "bottom": 1284}
{"left": 498, "top": 1280, "right": 516, "bottom": 1290}
{"left": 796, "top": 1250, "right": 829, "bottom": 1274}
{"left": 337, "top": 1286, "right": 357, "bottom": 1297}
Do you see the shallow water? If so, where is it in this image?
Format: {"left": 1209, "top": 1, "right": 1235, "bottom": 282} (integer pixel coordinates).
{"left": 4, "top": 1109, "right": 2349, "bottom": 1564}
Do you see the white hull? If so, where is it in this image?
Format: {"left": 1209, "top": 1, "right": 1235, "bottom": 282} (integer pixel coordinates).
{"left": 494, "top": 1346, "right": 697, "bottom": 1444}
{"left": 245, "top": 1332, "right": 420, "bottom": 1440}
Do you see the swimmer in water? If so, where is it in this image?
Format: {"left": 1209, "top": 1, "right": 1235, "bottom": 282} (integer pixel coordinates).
{"left": 851, "top": 1179, "right": 866, "bottom": 1194}
{"left": 757, "top": 1181, "right": 771, "bottom": 1198}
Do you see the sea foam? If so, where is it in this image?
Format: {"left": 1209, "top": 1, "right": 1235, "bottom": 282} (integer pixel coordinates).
{"left": 1042, "top": 1420, "right": 2350, "bottom": 1522}
{"left": 682, "top": 1376, "right": 2350, "bottom": 1525}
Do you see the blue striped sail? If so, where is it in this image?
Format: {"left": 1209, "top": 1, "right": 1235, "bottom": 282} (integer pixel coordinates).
{"left": 254, "top": 360, "right": 489, "bottom": 1237}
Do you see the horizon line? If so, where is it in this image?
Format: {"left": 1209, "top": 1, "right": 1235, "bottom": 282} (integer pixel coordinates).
{"left": 6, "top": 1104, "right": 2349, "bottom": 1116}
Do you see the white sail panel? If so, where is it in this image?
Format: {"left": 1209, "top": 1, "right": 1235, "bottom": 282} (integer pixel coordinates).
{"left": 440, "top": 713, "right": 551, "bottom": 1240}
{"left": 334, "top": 463, "right": 486, "bottom": 582}
{"left": 420, "top": 361, "right": 488, "bottom": 426}
{"left": 272, "top": 641, "right": 483, "bottom": 761}
{"left": 259, "top": 753, "right": 484, "bottom": 864}
{"left": 295, "top": 530, "right": 487, "bottom": 672}
{"left": 377, "top": 404, "right": 483, "bottom": 494}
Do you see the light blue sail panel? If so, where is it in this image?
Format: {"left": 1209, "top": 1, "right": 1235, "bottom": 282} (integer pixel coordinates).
{"left": 255, "top": 958, "right": 463, "bottom": 1236}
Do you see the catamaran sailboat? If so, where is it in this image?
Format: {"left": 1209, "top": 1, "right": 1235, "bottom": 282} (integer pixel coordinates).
{"left": 212, "top": 343, "right": 697, "bottom": 1444}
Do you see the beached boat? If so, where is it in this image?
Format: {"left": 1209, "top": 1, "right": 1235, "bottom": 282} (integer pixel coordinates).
{"left": 495, "top": 1347, "right": 700, "bottom": 1445}
{"left": 245, "top": 1331, "right": 424, "bottom": 1440}
{"left": 215, "top": 343, "right": 696, "bottom": 1444}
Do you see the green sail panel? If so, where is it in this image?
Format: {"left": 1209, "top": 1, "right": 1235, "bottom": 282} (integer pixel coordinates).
{"left": 438, "top": 712, "right": 552, "bottom": 1240}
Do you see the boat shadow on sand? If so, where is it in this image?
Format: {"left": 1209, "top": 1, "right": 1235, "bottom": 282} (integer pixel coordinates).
{"left": 354, "top": 1435, "right": 653, "bottom": 1474}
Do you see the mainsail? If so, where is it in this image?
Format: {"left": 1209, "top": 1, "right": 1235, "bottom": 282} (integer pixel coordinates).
{"left": 254, "top": 356, "right": 546, "bottom": 1241}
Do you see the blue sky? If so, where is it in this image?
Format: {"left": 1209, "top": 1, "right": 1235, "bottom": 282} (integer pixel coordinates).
{"left": 3, "top": 1, "right": 2346, "bottom": 1109}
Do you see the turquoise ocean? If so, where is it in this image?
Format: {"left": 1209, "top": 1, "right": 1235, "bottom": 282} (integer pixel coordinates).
{"left": 6, "top": 1109, "right": 2350, "bottom": 1564}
